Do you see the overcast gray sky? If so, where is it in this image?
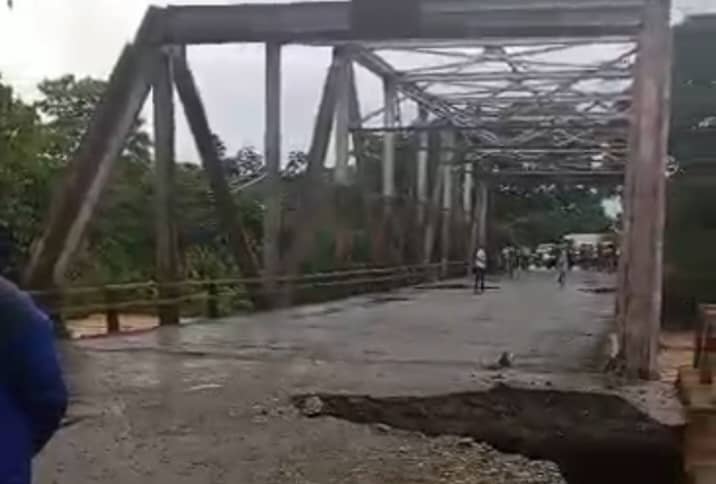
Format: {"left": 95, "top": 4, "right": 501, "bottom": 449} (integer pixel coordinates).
{"left": 1, "top": 0, "right": 715, "bottom": 163}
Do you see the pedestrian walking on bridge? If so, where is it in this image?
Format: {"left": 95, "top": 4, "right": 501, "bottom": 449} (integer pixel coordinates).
{"left": 557, "top": 247, "right": 569, "bottom": 288}
{"left": 474, "top": 247, "right": 487, "bottom": 294}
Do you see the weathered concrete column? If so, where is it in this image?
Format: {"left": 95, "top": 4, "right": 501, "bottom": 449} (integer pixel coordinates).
{"left": 440, "top": 130, "right": 455, "bottom": 277}
{"left": 153, "top": 47, "right": 180, "bottom": 326}
{"left": 416, "top": 106, "right": 429, "bottom": 225}
{"left": 333, "top": 48, "right": 351, "bottom": 186}
{"left": 617, "top": 0, "right": 672, "bottom": 379}
{"left": 382, "top": 78, "right": 397, "bottom": 201}
{"left": 263, "top": 42, "right": 282, "bottom": 293}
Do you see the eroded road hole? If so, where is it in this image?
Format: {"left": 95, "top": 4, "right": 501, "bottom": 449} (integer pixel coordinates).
{"left": 293, "top": 385, "right": 683, "bottom": 484}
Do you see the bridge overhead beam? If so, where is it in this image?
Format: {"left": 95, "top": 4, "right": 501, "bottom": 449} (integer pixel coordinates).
{"left": 350, "top": 46, "right": 467, "bottom": 127}
{"left": 482, "top": 170, "right": 625, "bottom": 182}
{"left": 402, "top": 69, "right": 633, "bottom": 83}
{"left": 158, "top": 1, "right": 644, "bottom": 45}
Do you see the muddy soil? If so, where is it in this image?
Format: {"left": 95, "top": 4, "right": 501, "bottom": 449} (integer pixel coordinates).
{"left": 295, "top": 386, "right": 684, "bottom": 484}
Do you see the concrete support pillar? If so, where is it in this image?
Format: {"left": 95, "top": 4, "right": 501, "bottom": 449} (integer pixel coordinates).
{"left": 263, "top": 42, "right": 282, "bottom": 292}
{"left": 333, "top": 48, "right": 351, "bottom": 186}
{"left": 617, "top": 0, "right": 672, "bottom": 379}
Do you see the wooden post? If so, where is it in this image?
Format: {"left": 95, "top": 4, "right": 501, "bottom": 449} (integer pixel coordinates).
{"left": 172, "top": 48, "right": 268, "bottom": 310}
{"left": 104, "top": 288, "right": 120, "bottom": 334}
{"left": 416, "top": 106, "right": 429, "bottom": 226}
{"left": 264, "top": 42, "right": 282, "bottom": 300}
{"left": 440, "top": 130, "right": 455, "bottom": 277}
{"left": 617, "top": 0, "right": 672, "bottom": 379}
{"left": 205, "top": 282, "right": 220, "bottom": 319}
{"left": 334, "top": 47, "right": 351, "bottom": 186}
{"left": 154, "top": 47, "right": 181, "bottom": 326}
{"left": 382, "top": 78, "right": 397, "bottom": 201}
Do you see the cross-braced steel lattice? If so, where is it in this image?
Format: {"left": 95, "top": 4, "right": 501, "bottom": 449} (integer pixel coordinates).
{"left": 24, "top": 0, "right": 672, "bottom": 379}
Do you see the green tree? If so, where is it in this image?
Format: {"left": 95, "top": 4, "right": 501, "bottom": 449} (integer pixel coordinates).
{"left": 492, "top": 184, "right": 614, "bottom": 248}
{"left": 31, "top": 75, "right": 155, "bottom": 283}
{"left": 36, "top": 75, "right": 150, "bottom": 165}
{"left": 0, "top": 76, "right": 56, "bottom": 272}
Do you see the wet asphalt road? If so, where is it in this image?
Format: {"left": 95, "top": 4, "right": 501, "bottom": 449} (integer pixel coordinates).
{"left": 37, "top": 271, "right": 620, "bottom": 483}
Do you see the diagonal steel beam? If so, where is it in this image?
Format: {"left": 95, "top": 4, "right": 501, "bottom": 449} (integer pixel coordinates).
{"left": 349, "top": 46, "right": 501, "bottom": 144}
{"left": 402, "top": 69, "right": 633, "bottom": 82}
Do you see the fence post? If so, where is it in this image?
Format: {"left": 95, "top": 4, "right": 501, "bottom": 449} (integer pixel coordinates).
{"left": 205, "top": 282, "right": 219, "bottom": 319}
{"left": 104, "top": 288, "right": 120, "bottom": 334}
{"left": 47, "top": 288, "right": 68, "bottom": 338}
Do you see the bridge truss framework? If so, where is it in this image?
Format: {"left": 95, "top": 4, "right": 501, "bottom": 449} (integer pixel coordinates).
{"left": 24, "top": 0, "right": 672, "bottom": 379}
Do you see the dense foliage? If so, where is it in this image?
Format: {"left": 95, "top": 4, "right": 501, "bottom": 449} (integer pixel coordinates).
{"left": 0, "top": 71, "right": 613, "bottom": 285}
{"left": 491, "top": 184, "right": 614, "bottom": 249}
{"left": 0, "top": 74, "right": 283, "bottom": 285}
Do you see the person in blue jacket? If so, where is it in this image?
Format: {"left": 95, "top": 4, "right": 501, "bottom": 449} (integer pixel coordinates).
{"left": 0, "top": 275, "right": 68, "bottom": 484}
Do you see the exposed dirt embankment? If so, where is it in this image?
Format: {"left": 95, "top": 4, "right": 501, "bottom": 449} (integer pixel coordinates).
{"left": 294, "top": 385, "right": 684, "bottom": 484}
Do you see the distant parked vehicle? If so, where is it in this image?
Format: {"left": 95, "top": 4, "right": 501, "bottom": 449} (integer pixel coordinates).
{"left": 536, "top": 243, "right": 557, "bottom": 268}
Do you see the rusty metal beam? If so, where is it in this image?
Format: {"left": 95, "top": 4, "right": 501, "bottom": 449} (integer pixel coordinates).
{"left": 23, "top": 7, "right": 165, "bottom": 290}
{"left": 172, "top": 49, "right": 269, "bottom": 309}
{"left": 402, "top": 69, "right": 633, "bottom": 83}
{"left": 153, "top": 47, "right": 181, "bottom": 326}
{"left": 617, "top": 0, "right": 672, "bottom": 380}
{"left": 482, "top": 170, "right": 624, "bottom": 180}
{"left": 24, "top": 44, "right": 154, "bottom": 289}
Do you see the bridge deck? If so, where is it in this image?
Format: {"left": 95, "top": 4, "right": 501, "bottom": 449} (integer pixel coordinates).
{"left": 38, "top": 272, "right": 680, "bottom": 483}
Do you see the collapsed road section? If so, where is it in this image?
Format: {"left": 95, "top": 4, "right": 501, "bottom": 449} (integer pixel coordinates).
{"left": 295, "top": 385, "right": 684, "bottom": 484}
